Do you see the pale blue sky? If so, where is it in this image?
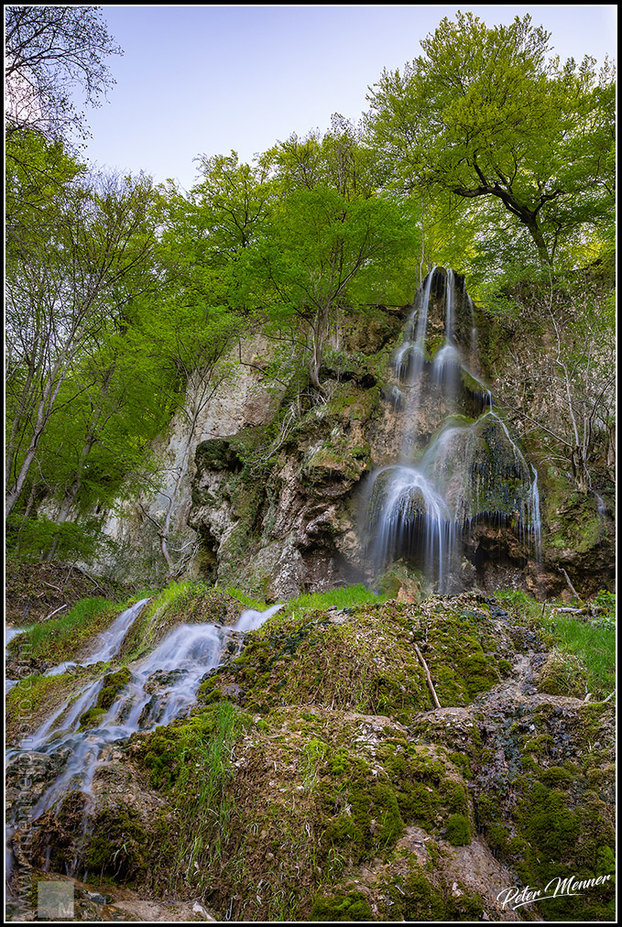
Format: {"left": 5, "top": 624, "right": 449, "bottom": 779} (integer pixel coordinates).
{"left": 82, "top": 4, "right": 617, "bottom": 191}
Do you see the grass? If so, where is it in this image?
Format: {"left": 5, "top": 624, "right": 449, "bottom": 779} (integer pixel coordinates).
{"left": 539, "top": 612, "right": 615, "bottom": 699}
{"left": 138, "top": 700, "right": 252, "bottom": 894}
{"left": 494, "top": 589, "right": 616, "bottom": 700}
{"left": 8, "top": 588, "right": 155, "bottom": 667}
{"left": 225, "top": 585, "right": 267, "bottom": 611}
{"left": 9, "top": 596, "right": 116, "bottom": 664}
{"left": 225, "top": 582, "right": 388, "bottom": 618}
{"left": 279, "top": 583, "right": 388, "bottom": 624}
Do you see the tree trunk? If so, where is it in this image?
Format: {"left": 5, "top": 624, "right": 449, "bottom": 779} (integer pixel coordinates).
{"left": 309, "top": 303, "right": 331, "bottom": 393}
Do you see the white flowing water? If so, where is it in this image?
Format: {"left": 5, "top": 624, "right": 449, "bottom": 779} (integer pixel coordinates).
{"left": 368, "top": 267, "right": 542, "bottom": 590}
{"left": 6, "top": 598, "right": 283, "bottom": 876}
{"left": 396, "top": 267, "right": 436, "bottom": 461}
{"left": 45, "top": 597, "right": 152, "bottom": 677}
{"left": 5, "top": 627, "right": 29, "bottom": 693}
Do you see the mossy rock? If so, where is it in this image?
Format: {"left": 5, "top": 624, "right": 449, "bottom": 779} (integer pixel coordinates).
{"left": 97, "top": 667, "right": 132, "bottom": 711}
{"left": 445, "top": 812, "right": 471, "bottom": 846}
{"left": 85, "top": 805, "right": 150, "bottom": 883}
{"left": 537, "top": 650, "right": 589, "bottom": 698}
{"left": 6, "top": 667, "right": 103, "bottom": 745}
{"left": 78, "top": 707, "right": 107, "bottom": 731}
{"left": 310, "top": 890, "right": 372, "bottom": 921}
{"left": 197, "top": 601, "right": 434, "bottom": 718}
{"left": 195, "top": 425, "right": 270, "bottom": 472}
{"left": 119, "top": 584, "right": 242, "bottom": 662}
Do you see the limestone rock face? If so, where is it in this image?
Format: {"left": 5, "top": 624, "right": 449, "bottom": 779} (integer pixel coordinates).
{"left": 70, "top": 270, "right": 613, "bottom": 600}
{"left": 85, "top": 335, "right": 286, "bottom": 584}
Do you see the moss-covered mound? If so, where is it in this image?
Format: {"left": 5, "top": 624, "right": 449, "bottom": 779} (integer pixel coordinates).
{"left": 197, "top": 594, "right": 514, "bottom": 719}
{"left": 118, "top": 581, "right": 243, "bottom": 662}
{"left": 8, "top": 590, "right": 616, "bottom": 923}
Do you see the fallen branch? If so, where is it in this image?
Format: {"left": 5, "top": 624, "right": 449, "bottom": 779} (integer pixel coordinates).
{"left": 414, "top": 642, "right": 442, "bottom": 709}
{"left": 44, "top": 604, "right": 67, "bottom": 621}
{"left": 72, "top": 564, "right": 106, "bottom": 594}
{"left": 601, "top": 690, "right": 616, "bottom": 704}
{"left": 559, "top": 567, "right": 581, "bottom": 601}
{"left": 43, "top": 581, "right": 63, "bottom": 593}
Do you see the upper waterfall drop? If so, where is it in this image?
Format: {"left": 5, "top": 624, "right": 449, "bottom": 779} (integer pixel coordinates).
{"left": 364, "top": 267, "right": 542, "bottom": 593}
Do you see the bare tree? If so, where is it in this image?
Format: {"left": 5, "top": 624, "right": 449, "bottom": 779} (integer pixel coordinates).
{"left": 5, "top": 5, "right": 122, "bottom": 142}
{"left": 494, "top": 266, "right": 615, "bottom": 494}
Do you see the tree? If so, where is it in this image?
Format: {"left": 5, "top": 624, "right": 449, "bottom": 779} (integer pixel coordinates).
{"left": 5, "top": 4, "right": 122, "bottom": 143}
{"left": 5, "top": 169, "right": 159, "bottom": 519}
{"left": 129, "top": 297, "right": 239, "bottom": 578}
{"left": 256, "top": 120, "right": 420, "bottom": 390}
{"left": 102, "top": 179, "right": 253, "bottom": 579}
{"left": 491, "top": 261, "right": 615, "bottom": 494}
{"left": 191, "top": 151, "right": 273, "bottom": 256}
{"left": 365, "top": 12, "right": 615, "bottom": 269}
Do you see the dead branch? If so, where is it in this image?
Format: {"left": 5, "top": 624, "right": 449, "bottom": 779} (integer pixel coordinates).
{"left": 559, "top": 567, "right": 581, "bottom": 601}
{"left": 414, "top": 642, "right": 442, "bottom": 709}
{"left": 44, "top": 604, "right": 67, "bottom": 621}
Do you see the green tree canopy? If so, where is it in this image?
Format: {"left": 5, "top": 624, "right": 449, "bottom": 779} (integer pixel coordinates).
{"left": 254, "top": 120, "right": 421, "bottom": 389}
{"left": 365, "top": 12, "right": 615, "bottom": 270}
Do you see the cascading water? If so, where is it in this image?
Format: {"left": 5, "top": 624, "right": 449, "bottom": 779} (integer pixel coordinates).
{"left": 5, "top": 598, "right": 283, "bottom": 884}
{"left": 5, "top": 627, "right": 28, "bottom": 693}
{"left": 366, "top": 267, "right": 541, "bottom": 592}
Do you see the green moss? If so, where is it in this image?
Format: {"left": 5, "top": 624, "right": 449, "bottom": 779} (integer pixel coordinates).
{"left": 538, "top": 765, "right": 575, "bottom": 788}
{"left": 321, "top": 754, "right": 404, "bottom": 858}
{"left": 486, "top": 822, "right": 510, "bottom": 852}
{"left": 393, "top": 861, "right": 447, "bottom": 919}
{"left": 445, "top": 813, "right": 471, "bottom": 846}
{"left": 120, "top": 583, "right": 240, "bottom": 662}
{"left": 202, "top": 600, "right": 432, "bottom": 718}
{"left": 448, "top": 752, "right": 472, "bottom": 778}
{"left": 97, "top": 667, "right": 131, "bottom": 711}
{"left": 500, "top": 777, "right": 615, "bottom": 919}
{"left": 5, "top": 668, "right": 102, "bottom": 744}
{"left": 85, "top": 805, "right": 149, "bottom": 883}
{"left": 442, "top": 779, "right": 468, "bottom": 813}
{"left": 310, "top": 890, "right": 372, "bottom": 921}
{"left": 523, "top": 733, "right": 554, "bottom": 755}
{"left": 538, "top": 649, "right": 589, "bottom": 698}
{"left": 378, "top": 858, "right": 485, "bottom": 921}
{"left": 475, "top": 791, "right": 501, "bottom": 825}
{"left": 78, "top": 707, "right": 107, "bottom": 730}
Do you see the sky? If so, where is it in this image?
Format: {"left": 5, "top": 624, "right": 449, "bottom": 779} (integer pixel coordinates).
{"left": 78, "top": 4, "right": 618, "bottom": 191}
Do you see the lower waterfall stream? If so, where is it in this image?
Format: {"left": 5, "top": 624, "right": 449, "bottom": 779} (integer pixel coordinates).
{"left": 5, "top": 598, "right": 283, "bottom": 885}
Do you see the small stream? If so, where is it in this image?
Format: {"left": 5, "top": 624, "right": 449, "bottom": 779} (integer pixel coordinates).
{"left": 5, "top": 598, "right": 283, "bottom": 882}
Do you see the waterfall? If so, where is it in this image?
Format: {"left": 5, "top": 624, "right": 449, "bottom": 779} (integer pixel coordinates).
{"left": 366, "top": 267, "right": 541, "bottom": 592}
{"left": 5, "top": 627, "right": 28, "bottom": 693}
{"left": 6, "top": 598, "right": 283, "bottom": 879}
{"left": 45, "top": 597, "right": 151, "bottom": 677}
{"left": 396, "top": 266, "right": 436, "bottom": 461}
